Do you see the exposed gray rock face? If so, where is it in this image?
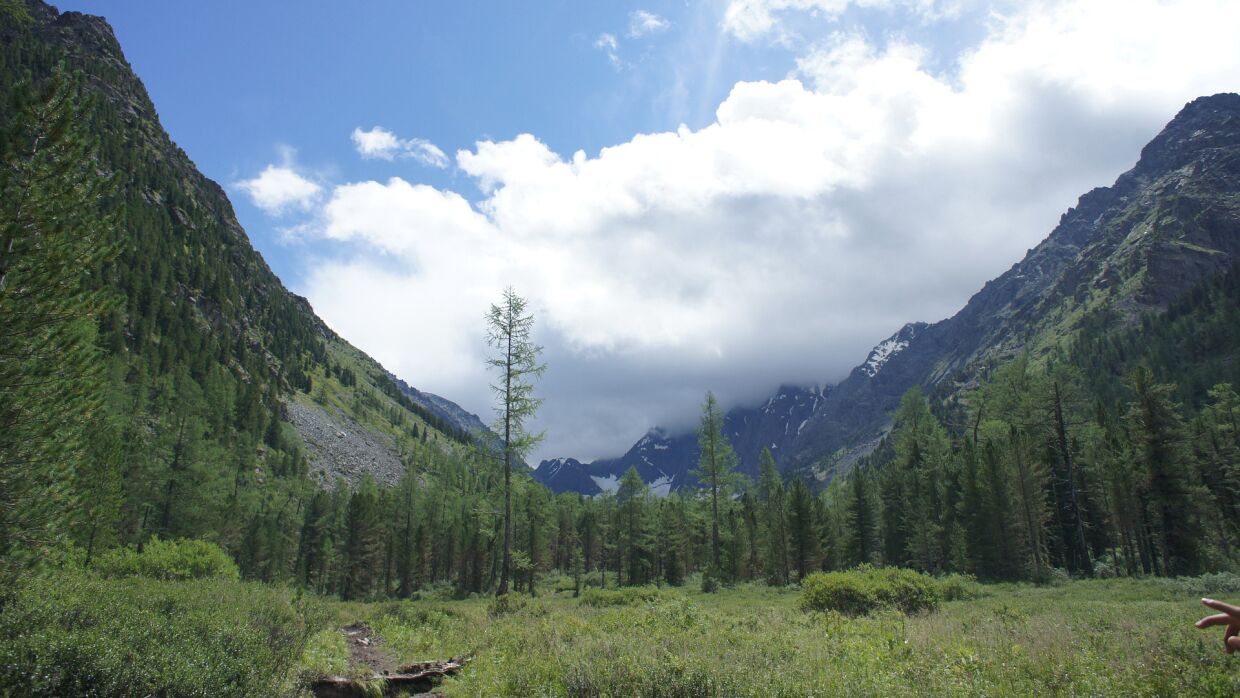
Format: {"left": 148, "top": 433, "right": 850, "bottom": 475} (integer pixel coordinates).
{"left": 287, "top": 398, "right": 405, "bottom": 487}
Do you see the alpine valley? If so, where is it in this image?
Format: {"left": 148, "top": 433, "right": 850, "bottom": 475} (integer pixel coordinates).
{"left": 536, "top": 93, "right": 1240, "bottom": 495}
{"left": 3, "top": 1, "right": 1240, "bottom": 696}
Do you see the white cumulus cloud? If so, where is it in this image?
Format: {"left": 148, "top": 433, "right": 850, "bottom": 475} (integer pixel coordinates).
{"left": 294, "top": 0, "right": 1240, "bottom": 462}
{"left": 236, "top": 154, "right": 321, "bottom": 215}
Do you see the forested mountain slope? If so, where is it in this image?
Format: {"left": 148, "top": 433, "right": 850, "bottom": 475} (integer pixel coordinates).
{"left": 540, "top": 93, "right": 1240, "bottom": 494}
{"left": 0, "top": 0, "right": 485, "bottom": 567}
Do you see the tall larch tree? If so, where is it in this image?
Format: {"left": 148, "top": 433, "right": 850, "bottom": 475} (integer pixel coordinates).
{"left": 486, "top": 287, "right": 545, "bottom": 596}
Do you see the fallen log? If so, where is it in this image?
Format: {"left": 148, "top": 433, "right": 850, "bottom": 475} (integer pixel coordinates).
{"left": 310, "top": 658, "right": 466, "bottom": 698}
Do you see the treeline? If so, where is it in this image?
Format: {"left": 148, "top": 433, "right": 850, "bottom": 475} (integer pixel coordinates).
{"left": 822, "top": 363, "right": 1239, "bottom": 580}
{"left": 269, "top": 363, "right": 1237, "bottom": 600}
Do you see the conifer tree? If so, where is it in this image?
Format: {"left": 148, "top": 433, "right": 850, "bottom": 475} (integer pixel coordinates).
{"left": 757, "top": 448, "right": 790, "bottom": 584}
{"left": 485, "top": 287, "right": 545, "bottom": 595}
{"left": 1196, "top": 384, "right": 1240, "bottom": 558}
{"left": 342, "top": 476, "right": 384, "bottom": 599}
{"left": 657, "top": 495, "right": 689, "bottom": 586}
{"left": 693, "top": 390, "right": 736, "bottom": 576}
{"left": 1043, "top": 365, "right": 1093, "bottom": 574}
{"left": 848, "top": 466, "right": 880, "bottom": 566}
{"left": 617, "top": 466, "right": 650, "bottom": 585}
{"left": 787, "top": 477, "right": 818, "bottom": 580}
{"left": 1126, "top": 366, "right": 1204, "bottom": 575}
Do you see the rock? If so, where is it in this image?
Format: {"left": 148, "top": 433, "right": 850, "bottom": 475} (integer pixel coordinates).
{"left": 286, "top": 398, "right": 405, "bottom": 486}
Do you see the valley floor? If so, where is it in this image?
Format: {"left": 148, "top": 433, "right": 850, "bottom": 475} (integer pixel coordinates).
{"left": 4, "top": 571, "right": 1238, "bottom": 696}
{"left": 298, "top": 577, "right": 1240, "bottom": 697}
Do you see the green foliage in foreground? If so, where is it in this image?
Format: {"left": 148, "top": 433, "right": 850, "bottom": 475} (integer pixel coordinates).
{"left": 0, "top": 570, "right": 325, "bottom": 697}
{"left": 800, "top": 566, "right": 943, "bottom": 615}
{"left": 94, "top": 537, "right": 240, "bottom": 581}
{"left": 578, "top": 585, "right": 663, "bottom": 607}
{"left": 330, "top": 578, "right": 1239, "bottom": 697}
{"left": 5, "top": 573, "right": 1240, "bottom": 696}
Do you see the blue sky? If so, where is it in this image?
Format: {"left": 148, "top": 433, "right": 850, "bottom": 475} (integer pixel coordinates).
{"left": 63, "top": 0, "right": 1240, "bottom": 462}
{"left": 66, "top": 0, "right": 988, "bottom": 285}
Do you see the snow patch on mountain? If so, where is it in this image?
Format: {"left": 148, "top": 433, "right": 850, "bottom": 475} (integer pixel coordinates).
{"left": 649, "top": 475, "right": 674, "bottom": 497}
{"left": 861, "top": 324, "right": 919, "bottom": 378}
{"left": 590, "top": 475, "right": 620, "bottom": 494}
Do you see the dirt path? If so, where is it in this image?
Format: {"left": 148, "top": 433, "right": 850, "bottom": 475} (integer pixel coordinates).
{"left": 311, "top": 622, "right": 462, "bottom": 697}
{"left": 342, "top": 621, "right": 397, "bottom": 675}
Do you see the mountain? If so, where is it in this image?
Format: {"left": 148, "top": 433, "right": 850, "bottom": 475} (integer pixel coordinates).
{"left": 789, "top": 92, "right": 1240, "bottom": 480}
{"left": 538, "top": 93, "right": 1240, "bottom": 495}
{"left": 388, "top": 374, "right": 489, "bottom": 440}
{"left": 534, "top": 385, "right": 828, "bottom": 494}
{"left": 0, "top": 0, "right": 484, "bottom": 495}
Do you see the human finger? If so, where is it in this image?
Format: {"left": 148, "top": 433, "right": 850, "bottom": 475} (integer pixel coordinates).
{"left": 1195, "top": 613, "right": 1231, "bottom": 628}
{"left": 1202, "top": 598, "right": 1240, "bottom": 616}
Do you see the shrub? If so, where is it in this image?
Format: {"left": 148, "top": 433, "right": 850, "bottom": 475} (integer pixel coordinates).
{"left": 579, "top": 586, "right": 661, "bottom": 607}
{"left": 654, "top": 597, "right": 701, "bottom": 628}
{"left": 700, "top": 567, "right": 721, "bottom": 594}
{"left": 801, "top": 571, "right": 875, "bottom": 615}
{"left": 545, "top": 573, "right": 577, "bottom": 594}
{"left": 937, "top": 573, "right": 986, "bottom": 601}
{"left": 800, "top": 566, "right": 941, "bottom": 616}
{"left": 872, "top": 567, "right": 941, "bottom": 612}
{"left": 94, "top": 537, "right": 240, "bottom": 581}
{"left": 1035, "top": 566, "right": 1072, "bottom": 586}
{"left": 488, "top": 592, "right": 529, "bottom": 617}
{"left": 1092, "top": 559, "right": 1119, "bottom": 579}
{"left": 1157, "top": 572, "right": 1240, "bottom": 596}
{"left": 0, "top": 569, "right": 326, "bottom": 697}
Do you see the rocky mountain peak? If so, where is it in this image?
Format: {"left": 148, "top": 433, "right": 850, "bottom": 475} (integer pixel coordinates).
{"left": 1133, "top": 93, "right": 1240, "bottom": 179}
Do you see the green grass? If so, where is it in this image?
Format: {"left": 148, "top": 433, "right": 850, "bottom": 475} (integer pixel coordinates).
{"left": 0, "top": 569, "right": 328, "bottom": 697}
{"left": 326, "top": 577, "right": 1240, "bottom": 697}
{"left": 6, "top": 572, "right": 1239, "bottom": 696}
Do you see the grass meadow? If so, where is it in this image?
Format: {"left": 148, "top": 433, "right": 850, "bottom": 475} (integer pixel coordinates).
{"left": 299, "top": 575, "right": 1240, "bottom": 697}
{"left": 3, "top": 570, "right": 1239, "bottom": 696}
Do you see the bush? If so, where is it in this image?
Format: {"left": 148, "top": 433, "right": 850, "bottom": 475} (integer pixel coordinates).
{"left": 1035, "top": 566, "right": 1072, "bottom": 586}
{"left": 94, "top": 537, "right": 240, "bottom": 581}
{"left": 801, "top": 571, "right": 874, "bottom": 615}
{"left": 1157, "top": 572, "right": 1240, "bottom": 596}
{"left": 488, "top": 592, "right": 529, "bottom": 617}
{"left": 0, "top": 569, "right": 326, "bottom": 697}
{"left": 579, "top": 586, "right": 661, "bottom": 607}
{"left": 937, "top": 573, "right": 986, "bottom": 601}
{"left": 1092, "top": 560, "right": 1119, "bottom": 579}
{"left": 800, "top": 566, "right": 941, "bottom": 616}
{"left": 700, "top": 567, "right": 721, "bottom": 594}
{"left": 545, "top": 573, "right": 577, "bottom": 594}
